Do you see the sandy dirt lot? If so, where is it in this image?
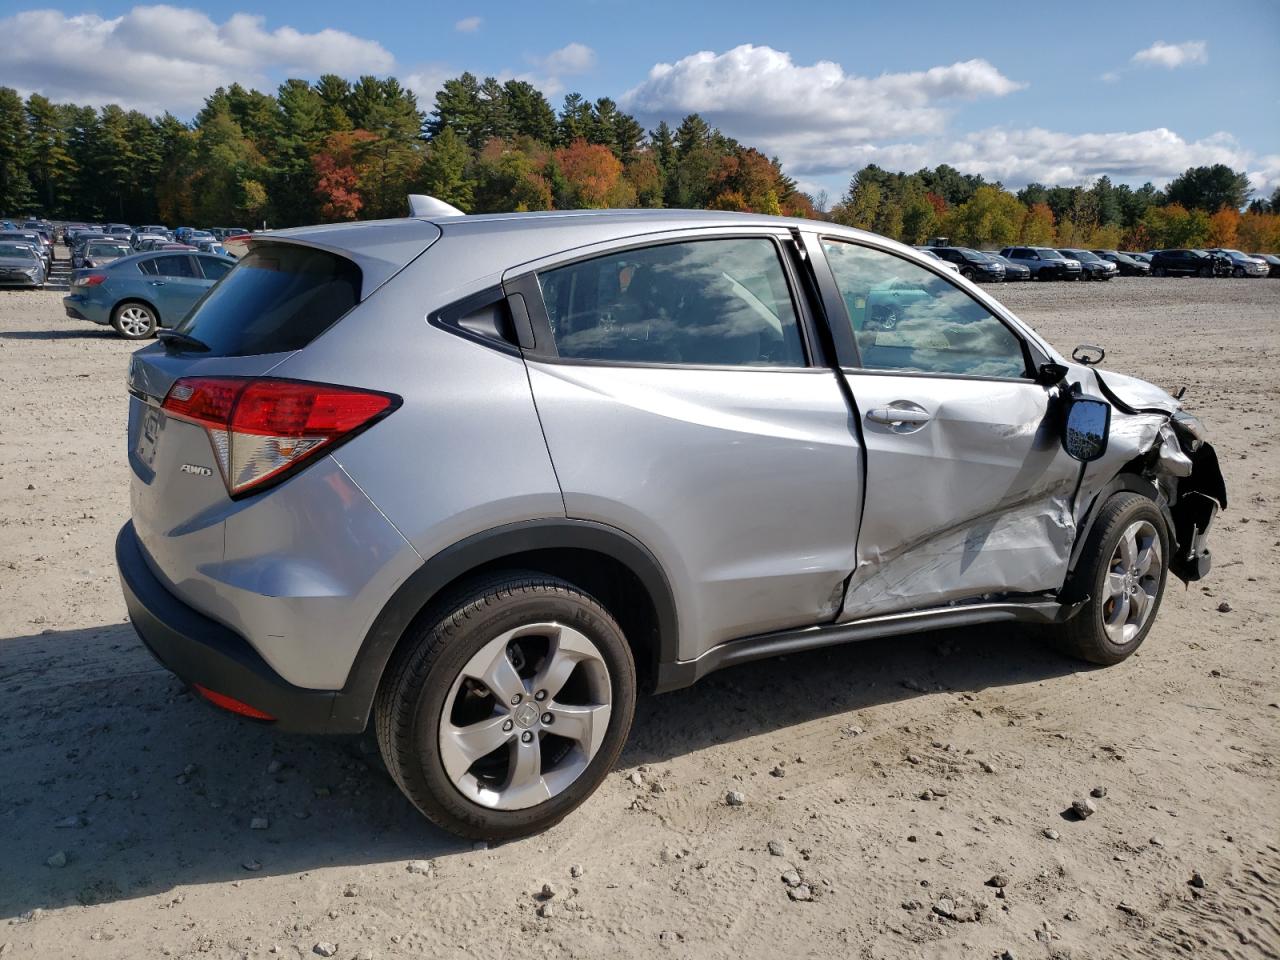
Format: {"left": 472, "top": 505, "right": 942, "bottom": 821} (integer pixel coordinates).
{"left": 1, "top": 264, "right": 1277, "bottom": 960}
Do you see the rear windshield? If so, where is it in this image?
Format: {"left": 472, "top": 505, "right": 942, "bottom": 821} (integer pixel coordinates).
{"left": 175, "top": 242, "right": 362, "bottom": 357}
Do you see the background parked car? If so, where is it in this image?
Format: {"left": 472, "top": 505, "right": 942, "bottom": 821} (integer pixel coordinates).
{"left": 80, "top": 239, "right": 134, "bottom": 269}
{"left": 194, "top": 239, "right": 229, "bottom": 257}
{"left": 998, "top": 246, "right": 1083, "bottom": 280}
{"left": 1149, "top": 249, "right": 1230, "bottom": 277}
{"left": 1059, "top": 248, "right": 1118, "bottom": 281}
{"left": 1122, "top": 252, "right": 1153, "bottom": 267}
{"left": 914, "top": 247, "right": 962, "bottom": 274}
{"left": 0, "top": 230, "right": 53, "bottom": 272}
{"left": 0, "top": 240, "right": 47, "bottom": 288}
{"left": 927, "top": 246, "right": 1006, "bottom": 282}
{"left": 63, "top": 250, "right": 234, "bottom": 339}
{"left": 1206, "top": 248, "right": 1269, "bottom": 278}
{"left": 1092, "top": 250, "right": 1150, "bottom": 276}
{"left": 983, "top": 253, "right": 1030, "bottom": 280}
{"left": 71, "top": 233, "right": 113, "bottom": 268}
{"left": 1249, "top": 253, "right": 1280, "bottom": 277}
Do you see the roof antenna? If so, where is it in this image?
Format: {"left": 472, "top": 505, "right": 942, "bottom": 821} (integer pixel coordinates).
{"left": 407, "top": 195, "right": 465, "bottom": 218}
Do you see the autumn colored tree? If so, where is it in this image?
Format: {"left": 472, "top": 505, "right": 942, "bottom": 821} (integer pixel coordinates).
{"left": 1018, "top": 202, "right": 1055, "bottom": 244}
{"left": 312, "top": 129, "right": 378, "bottom": 220}
{"left": 1206, "top": 207, "right": 1240, "bottom": 247}
{"left": 1237, "top": 211, "right": 1280, "bottom": 252}
{"left": 555, "top": 139, "right": 630, "bottom": 208}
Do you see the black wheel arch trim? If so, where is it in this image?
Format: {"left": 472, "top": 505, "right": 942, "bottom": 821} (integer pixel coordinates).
{"left": 330, "top": 517, "right": 680, "bottom": 733}
{"left": 1066, "top": 473, "right": 1175, "bottom": 577}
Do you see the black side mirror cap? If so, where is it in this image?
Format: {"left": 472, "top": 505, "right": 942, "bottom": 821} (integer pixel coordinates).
{"left": 1036, "top": 362, "right": 1069, "bottom": 386}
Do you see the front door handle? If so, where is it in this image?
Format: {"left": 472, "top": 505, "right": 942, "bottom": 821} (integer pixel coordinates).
{"left": 148, "top": 280, "right": 166, "bottom": 286}
{"left": 866, "top": 402, "right": 932, "bottom": 433}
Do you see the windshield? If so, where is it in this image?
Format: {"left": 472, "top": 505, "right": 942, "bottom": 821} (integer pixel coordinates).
{"left": 88, "top": 242, "right": 130, "bottom": 257}
{"left": 0, "top": 242, "right": 36, "bottom": 259}
{"left": 1065, "top": 250, "right": 1100, "bottom": 262}
{"left": 958, "top": 248, "right": 988, "bottom": 261}
{"left": 1033, "top": 248, "right": 1065, "bottom": 261}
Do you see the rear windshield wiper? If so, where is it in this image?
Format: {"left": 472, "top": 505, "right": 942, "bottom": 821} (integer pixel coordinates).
{"left": 157, "top": 329, "right": 211, "bottom": 352}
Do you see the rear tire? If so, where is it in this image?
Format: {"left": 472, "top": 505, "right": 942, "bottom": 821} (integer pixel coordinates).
{"left": 112, "top": 301, "right": 157, "bottom": 339}
{"left": 1045, "top": 493, "right": 1170, "bottom": 666}
{"left": 375, "top": 572, "right": 637, "bottom": 839}
{"left": 1153, "top": 266, "right": 1166, "bottom": 277}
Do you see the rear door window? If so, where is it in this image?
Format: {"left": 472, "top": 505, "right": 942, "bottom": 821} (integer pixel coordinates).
{"left": 153, "top": 255, "right": 197, "bottom": 278}
{"left": 197, "top": 256, "right": 233, "bottom": 280}
{"left": 176, "top": 243, "right": 362, "bottom": 357}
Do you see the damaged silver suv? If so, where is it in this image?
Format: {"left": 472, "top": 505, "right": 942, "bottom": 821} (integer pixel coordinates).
{"left": 117, "top": 199, "right": 1226, "bottom": 839}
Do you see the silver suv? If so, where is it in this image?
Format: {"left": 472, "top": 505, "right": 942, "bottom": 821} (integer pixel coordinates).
{"left": 117, "top": 200, "right": 1226, "bottom": 838}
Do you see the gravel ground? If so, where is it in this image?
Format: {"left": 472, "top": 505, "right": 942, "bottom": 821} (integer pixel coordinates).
{"left": 1, "top": 266, "right": 1278, "bottom": 959}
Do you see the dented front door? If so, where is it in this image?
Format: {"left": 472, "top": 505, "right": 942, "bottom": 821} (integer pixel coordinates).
{"left": 839, "top": 373, "right": 1079, "bottom": 620}
{"left": 812, "top": 235, "right": 1081, "bottom": 621}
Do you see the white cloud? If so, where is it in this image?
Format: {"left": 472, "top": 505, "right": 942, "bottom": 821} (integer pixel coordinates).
{"left": 0, "top": 5, "right": 394, "bottom": 115}
{"left": 454, "top": 16, "right": 482, "bottom": 33}
{"left": 808, "top": 128, "right": 1280, "bottom": 197}
{"left": 536, "top": 42, "right": 597, "bottom": 76}
{"left": 1131, "top": 40, "right": 1208, "bottom": 69}
{"left": 622, "top": 45, "right": 1022, "bottom": 144}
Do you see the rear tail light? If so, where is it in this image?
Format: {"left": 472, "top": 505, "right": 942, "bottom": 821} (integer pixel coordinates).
{"left": 162, "top": 377, "right": 398, "bottom": 497}
{"left": 75, "top": 273, "right": 107, "bottom": 287}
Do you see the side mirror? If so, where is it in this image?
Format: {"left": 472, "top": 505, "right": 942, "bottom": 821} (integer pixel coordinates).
{"left": 1071, "top": 343, "right": 1105, "bottom": 365}
{"left": 1062, "top": 395, "right": 1111, "bottom": 462}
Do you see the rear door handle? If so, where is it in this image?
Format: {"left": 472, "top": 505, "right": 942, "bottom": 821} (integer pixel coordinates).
{"left": 866, "top": 403, "right": 932, "bottom": 432}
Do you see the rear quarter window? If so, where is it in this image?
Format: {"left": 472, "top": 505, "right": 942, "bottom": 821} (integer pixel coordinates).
{"left": 176, "top": 243, "right": 362, "bottom": 357}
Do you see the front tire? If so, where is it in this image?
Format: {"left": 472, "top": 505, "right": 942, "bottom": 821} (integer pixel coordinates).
{"left": 375, "top": 572, "right": 637, "bottom": 839}
{"left": 112, "top": 301, "right": 157, "bottom": 339}
{"left": 1046, "top": 493, "right": 1170, "bottom": 666}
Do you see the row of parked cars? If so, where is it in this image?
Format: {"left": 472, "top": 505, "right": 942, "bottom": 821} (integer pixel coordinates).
{"left": 917, "top": 240, "right": 1280, "bottom": 282}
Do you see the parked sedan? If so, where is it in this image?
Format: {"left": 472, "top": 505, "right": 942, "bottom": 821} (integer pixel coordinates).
{"left": 1122, "top": 252, "right": 1153, "bottom": 266}
{"left": 194, "top": 239, "right": 229, "bottom": 257}
{"left": 1059, "top": 249, "right": 1118, "bottom": 281}
{"left": 1206, "top": 249, "right": 1269, "bottom": 278}
{"left": 0, "top": 230, "right": 53, "bottom": 272}
{"left": 1092, "top": 250, "right": 1149, "bottom": 276}
{"left": 1249, "top": 253, "right": 1280, "bottom": 277}
{"left": 927, "top": 246, "right": 1006, "bottom": 282}
{"left": 1149, "top": 249, "right": 1230, "bottom": 277}
{"left": 999, "top": 246, "right": 1083, "bottom": 280}
{"left": 63, "top": 250, "right": 235, "bottom": 339}
{"left": 70, "top": 233, "right": 113, "bottom": 268}
{"left": 81, "top": 239, "right": 135, "bottom": 269}
{"left": 0, "top": 240, "right": 47, "bottom": 288}
{"left": 914, "top": 247, "right": 962, "bottom": 274}
{"left": 986, "top": 253, "right": 1031, "bottom": 280}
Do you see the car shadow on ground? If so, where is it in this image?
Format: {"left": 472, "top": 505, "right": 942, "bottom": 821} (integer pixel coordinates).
{"left": 0, "top": 619, "right": 1083, "bottom": 918}
{"left": 0, "top": 328, "right": 114, "bottom": 341}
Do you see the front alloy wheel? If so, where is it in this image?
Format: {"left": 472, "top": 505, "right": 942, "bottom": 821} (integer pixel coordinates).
{"left": 1045, "top": 492, "right": 1170, "bottom": 665}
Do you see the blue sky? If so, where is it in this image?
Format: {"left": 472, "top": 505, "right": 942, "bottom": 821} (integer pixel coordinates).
{"left": 2, "top": 0, "right": 1277, "bottom": 198}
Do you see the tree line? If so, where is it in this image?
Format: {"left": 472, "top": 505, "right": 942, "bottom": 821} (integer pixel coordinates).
{"left": 0, "top": 73, "right": 1277, "bottom": 252}
{"left": 828, "top": 163, "right": 1280, "bottom": 253}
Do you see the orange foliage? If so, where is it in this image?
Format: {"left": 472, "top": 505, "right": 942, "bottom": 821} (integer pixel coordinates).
{"left": 1207, "top": 207, "right": 1240, "bottom": 247}
{"left": 555, "top": 138, "right": 625, "bottom": 208}
{"left": 312, "top": 130, "right": 378, "bottom": 221}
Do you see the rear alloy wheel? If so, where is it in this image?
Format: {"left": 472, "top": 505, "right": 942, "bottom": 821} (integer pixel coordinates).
{"left": 960, "top": 267, "right": 975, "bottom": 280}
{"left": 1046, "top": 493, "right": 1169, "bottom": 666}
{"left": 112, "top": 302, "right": 157, "bottom": 339}
{"left": 1153, "top": 266, "right": 1166, "bottom": 277}
{"left": 375, "top": 572, "right": 636, "bottom": 839}
{"left": 1233, "top": 267, "right": 1245, "bottom": 278}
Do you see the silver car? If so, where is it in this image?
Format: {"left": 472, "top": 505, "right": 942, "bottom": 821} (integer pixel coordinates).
{"left": 0, "top": 240, "right": 47, "bottom": 287}
{"left": 117, "top": 199, "right": 1227, "bottom": 838}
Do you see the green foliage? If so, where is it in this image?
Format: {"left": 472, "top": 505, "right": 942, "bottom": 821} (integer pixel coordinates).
{"left": 0, "top": 76, "right": 1258, "bottom": 243}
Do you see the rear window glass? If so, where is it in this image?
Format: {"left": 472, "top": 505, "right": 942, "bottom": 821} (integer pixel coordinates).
{"left": 176, "top": 243, "right": 362, "bottom": 357}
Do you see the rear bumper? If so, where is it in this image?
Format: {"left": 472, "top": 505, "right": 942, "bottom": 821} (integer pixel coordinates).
{"left": 116, "top": 520, "right": 345, "bottom": 732}
{"left": 63, "top": 294, "right": 109, "bottom": 324}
